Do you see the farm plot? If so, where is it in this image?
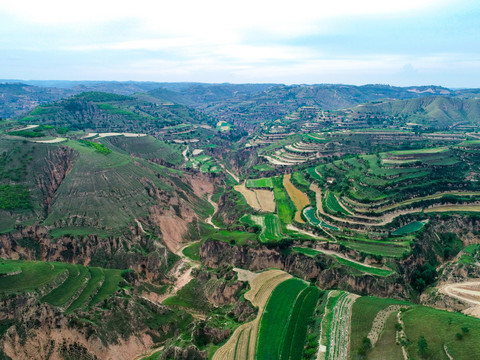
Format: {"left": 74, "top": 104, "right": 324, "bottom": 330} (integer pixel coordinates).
{"left": 234, "top": 183, "right": 276, "bottom": 212}
{"left": 213, "top": 270, "right": 292, "bottom": 360}
{"left": 0, "top": 260, "right": 124, "bottom": 311}
{"left": 284, "top": 174, "right": 310, "bottom": 223}
{"left": 273, "top": 176, "right": 294, "bottom": 224}
{"left": 391, "top": 221, "right": 426, "bottom": 235}
{"left": 245, "top": 177, "right": 274, "bottom": 189}
{"left": 318, "top": 291, "right": 359, "bottom": 360}
{"left": 256, "top": 278, "right": 321, "bottom": 360}
{"left": 324, "top": 191, "right": 351, "bottom": 216}
{"left": 350, "top": 297, "right": 410, "bottom": 359}
{"left": 242, "top": 214, "right": 283, "bottom": 242}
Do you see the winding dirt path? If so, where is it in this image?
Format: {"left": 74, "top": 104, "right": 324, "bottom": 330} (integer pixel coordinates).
{"left": 182, "top": 146, "right": 189, "bottom": 162}
{"left": 205, "top": 194, "right": 219, "bottom": 229}
{"left": 439, "top": 280, "right": 480, "bottom": 318}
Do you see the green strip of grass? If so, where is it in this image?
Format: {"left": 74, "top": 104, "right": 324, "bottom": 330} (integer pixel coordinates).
{"left": 391, "top": 221, "right": 425, "bottom": 235}
{"left": 256, "top": 278, "right": 308, "bottom": 359}
{"left": 273, "top": 176, "right": 294, "bottom": 225}
{"left": 88, "top": 269, "right": 124, "bottom": 307}
{"left": 245, "top": 177, "right": 273, "bottom": 188}
{"left": 66, "top": 267, "right": 104, "bottom": 312}
{"left": 0, "top": 260, "right": 66, "bottom": 293}
{"left": 42, "top": 265, "right": 89, "bottom": 307}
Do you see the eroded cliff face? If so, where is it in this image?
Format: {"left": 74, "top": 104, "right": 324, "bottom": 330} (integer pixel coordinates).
{"left": 35, "top": 146, "right": 77, "bottom": 214}
{"left": 0, "top": 293, "right": 180, "bottom": 360}
{"left": 0, "top": 225, "right": 177, "bottom": 282}
{"left": 200, "top": 240, "right": 409, "bottom": 299}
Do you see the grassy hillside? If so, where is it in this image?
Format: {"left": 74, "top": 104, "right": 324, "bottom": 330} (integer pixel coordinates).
{"left": 351, "top": 96, "right": 480, "bottom": 129}
{"left": 17, "top": 91, "right": 215, "bottom": 133}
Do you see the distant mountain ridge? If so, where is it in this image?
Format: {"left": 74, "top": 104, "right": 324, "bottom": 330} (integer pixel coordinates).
{"left": 350, "top": 96, "right": 480, "bottom": 128}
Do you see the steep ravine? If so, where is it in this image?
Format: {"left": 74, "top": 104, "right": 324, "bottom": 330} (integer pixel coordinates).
{"left": 200, "top": 240, "right": 409, "bottom": 299}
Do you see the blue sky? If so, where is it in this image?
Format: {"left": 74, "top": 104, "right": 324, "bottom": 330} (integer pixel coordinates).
{"left": 1, "top": 0, "right": 479, "bottom": 86}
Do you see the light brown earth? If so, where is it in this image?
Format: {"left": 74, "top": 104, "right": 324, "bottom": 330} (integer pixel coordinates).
{"left": 439, "top": 280, "right": 480, "bottom": 318}
{"left": 234, "top": 184, "right": 275, "bottom": 213}
{"left": 283, "top": 174, "right": 310, "bottom": 223}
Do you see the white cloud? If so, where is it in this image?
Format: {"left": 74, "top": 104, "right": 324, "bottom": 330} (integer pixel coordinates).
{"left": 0, "top": 0, "right": 453, "bottom": 40}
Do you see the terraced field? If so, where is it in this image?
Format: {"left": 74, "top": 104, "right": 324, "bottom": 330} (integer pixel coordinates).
{"left": 241, "top": 213, "right": 283, "bottom": 242}
{"left": 0, "top": 260, "right": 125, "bottom": 311}
{"left": 273, "top": 176, "right": 294, "bottom": 224}
{"left": 213, "top": 270, "right": 292, "bottom": 360}
{"left": 245, "top": 177, "right": 274, "bottom": 189}
{"left": 318, "top": 291, "right": 359, "bottom": 360}
{"left": 257, "top": 278, "right": 320, "bottom": 359}
{"left": 283, "top": 174, "right": 310, "bottom": 223}
{"left": 234, "top": 183, "right": 276, "bottom": 212}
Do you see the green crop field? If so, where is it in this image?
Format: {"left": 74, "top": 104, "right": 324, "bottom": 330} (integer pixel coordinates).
{"left": 257, "top": 278, "right": 320, "bottom": 360}
{"left": 334, "top": 256, "right": 393, "bottom": 276}
{"left": 66, "top": 267, "right": 105, "bottom": 312}
{"left": 0, "top": 260, "right": 124, "bottom": 311}
{"left": 303, "top": 206, "right": 321, "bottom": 226}
{"left": 324, "top": 191, "right": 350, "bottom": 215}
{"left": 306, "top": 167, "right": 322, "bottom": 180}
{"left": 391, "top": 221, "right": 425, "bottom": 235}
{"left": 42, "top": 265, "right": 90, "bottom": 306}
{"left": 273, "top": 176, "right": 294, "bottom": 225}
{"left": 0, "top": 260, "right": 67, "bottom": 293}
{"left": 245, "top": 177, "right": 274, "bottom": 188}
{"left": 88, "top": 269, "right": 124, "bottom": 307}
{"left": 338, "top": 238, "right": 410, "bottom": 258}
{"left": 242, "top": 214, "right": 283, "bottom": 242}
{"left": 293, "top": 247, "right": 393, "bottom": 276}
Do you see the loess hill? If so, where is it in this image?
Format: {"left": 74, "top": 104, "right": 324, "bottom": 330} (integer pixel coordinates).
{"left": 0, "top": 83, "right": 479, "bottom": 360}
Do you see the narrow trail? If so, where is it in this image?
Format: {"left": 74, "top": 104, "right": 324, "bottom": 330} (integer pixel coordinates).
{"left": 439, "top": 279, "right": 480, "bottom": 318}
{"left": 11, "top": 124, "right": 39, "bottom": 131}
{"left": 205, "top": 194, "right": 219, "bottom": 229}
{"left": 286, "top": 224, "right": 328, "bottom": 241}
{"left": 134, "top": 242, "right": 202, "bottom": 359}
{"left": 444, "top": 345, "right": 454, "bottom": 360}
{"left": 219, "top": 162, "right": 240, "bottom": 183}
{"left": 182, "top": 146, "right": 189, "bottom": 163}
{"left": 133, "top": 346, "right": 163, "bottom": 360}
{"left": 295, "top": 246, "right": 390, "bottom": 271}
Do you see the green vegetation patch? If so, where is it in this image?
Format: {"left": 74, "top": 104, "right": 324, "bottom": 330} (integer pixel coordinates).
{"left": 403, "top": 306, "right": 480, "bottom": 359}
{"left": 88, "top": 269, "right": 124, "bottom": 307}
{"left": 0, "top": 260, "right": 67, "bottom": 293}
{"left": 182, "top": 242, "right": 201, "bottom": 261}
{"left": 324, "top": 191, "right": 350, "bottom": 215}
{"left": 253, "top": 164, "right": 274, "bottom": 172}
{"left": 245, "top": 177, "right": 273, "bottom": 188}
{"left": 334, "top": 256, "right": 393, "bottom": 276}
{"left": 66, "top": 267, "right": 104, "bottom": 312}
{"left": 0, "top": 184, "right": 31, "bottom": 210}
{"left": 42, "top": 265, "right": 90, "bottom": 307}
{"left": 79, "top": 140, "right": 112, "bottom": 155}
{"left": 257, "top": 278, "right": 313, "bottom": 359}
{"left": 350, "top": 296, "right": 410, "bottom": 358}
{"left": 391, "top": 221, "right": 425, "bottom": 236}
{"left": 273, "top": 176, "right": 294, "bottom": 225}
{"left": 241, "top": 214, "right": 283, "bottom": 243}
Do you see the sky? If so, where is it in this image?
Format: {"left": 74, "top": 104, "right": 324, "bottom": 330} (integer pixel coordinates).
{"left": 0, "top": 0, "right": 480, "bottom": 87}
